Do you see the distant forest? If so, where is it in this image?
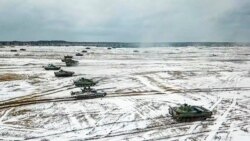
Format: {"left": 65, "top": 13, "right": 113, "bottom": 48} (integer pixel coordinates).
{"left": 0, "top": 41, "right": 249, "bottom": 47}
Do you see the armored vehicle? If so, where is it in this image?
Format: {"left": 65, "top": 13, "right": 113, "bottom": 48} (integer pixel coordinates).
{"left": 169, "top": 104, "right": 212, "bottom": 122}
{"left": 43, "top": 64, "right": 61, "bottom": 70}
{"left": 20, "top": 48, "right": 26, "bottom": 51}
{"left": 74, "top": 78, "right": 96, "bottom": 87}
{"left": 76, "top": 53, "right": 83, "bottom": 56}
{"left": 71, "top": 88, "right": 106, "bottom": 99}
{"left": 82, "top": 50, "right": 87, "bottom": 53}
{"left": 54, "top": 69, "right": 74, "bottom": 77}
{"left": 65, "top": 59, "right": 79, "bottom": 66}
{"left": 61, "top": 55, "right": 73, "bottom": 62}
{"left": 10, "top": 49, "right": 17, "bottom": 52}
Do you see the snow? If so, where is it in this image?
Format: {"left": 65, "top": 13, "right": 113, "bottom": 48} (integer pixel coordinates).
{"left": 0, "top": 46, "right": 250, "bottom": 140}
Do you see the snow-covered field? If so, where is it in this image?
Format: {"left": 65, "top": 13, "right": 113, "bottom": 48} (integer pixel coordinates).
{"left": 0, "top": 46, "right": 250, "bottom": 141}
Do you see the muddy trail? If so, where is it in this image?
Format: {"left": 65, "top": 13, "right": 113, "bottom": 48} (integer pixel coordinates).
{"left": 0, "top": 91, "right": 176, "bottom": 110}
{"left": 0, "top": 84, "right": 75, "bottom": 104}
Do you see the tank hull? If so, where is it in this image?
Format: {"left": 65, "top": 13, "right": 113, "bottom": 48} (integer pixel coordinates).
{"left": 54, "top": 71, "right": 74, "bottom": 77}
{"left": 74, "top": 79, "right": 96, "bottom": 87}
{"left": 71, "top": 91, "right": 106, "bottom": 99}
{"left": 44, "top": 66, "right": 61, "bottom": 70}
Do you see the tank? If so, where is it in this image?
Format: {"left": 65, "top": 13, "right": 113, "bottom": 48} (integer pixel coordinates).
{"left": 43, "top": 64, "right": 61, "bottom": 70}
{"left": 54, "top": 69, "right": 74, "bottom": 77}
{"left": 61, "top": 55, "right": 73, "bottom": 62}
{"left": 76, "top": 53, "right": 83, "bottom": 56}
{"left": 74, "top": 78, "right": 96, "bottom": 87}
{"left": 10, "top": 49, "right": 17, "bottom": 52}
{"left": 71, "top": 88, "right": 106, "bottom": 99}
{"left": 65, "top": 59, "right": 79, "bottom": 66}
{"left": 169, "top": 104, "right": 212, "bottom": 122}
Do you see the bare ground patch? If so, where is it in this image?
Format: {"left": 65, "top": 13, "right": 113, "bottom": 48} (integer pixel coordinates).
{"left": 0, "top": 73, "right": 41, "bottom": 83}
{"left": 0, "top": 73, "right": 26, "bottom": 82}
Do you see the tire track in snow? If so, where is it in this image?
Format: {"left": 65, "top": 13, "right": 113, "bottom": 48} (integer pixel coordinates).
{"left": 206, "top": 98, "right": 237, "bottom": 141}
{"left": 0, "top": 84, "right": 74, "bottom": 104}
{"left": 209, "top": 97, "right": 223, "bottom": 111}
{"left": 0, "top": 92, "right": 171, "bottom": 110}
{"left": 0, "top": 108, "right": 13, "bottom": 124}
{"left": 135, "top": 76, "right": 165, "bottom": 93}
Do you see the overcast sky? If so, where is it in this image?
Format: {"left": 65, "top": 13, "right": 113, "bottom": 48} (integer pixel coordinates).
{"left": 0, "top": 0, "right": 249, "bottom": 42}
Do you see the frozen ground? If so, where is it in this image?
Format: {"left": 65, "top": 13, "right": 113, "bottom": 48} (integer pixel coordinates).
{"left": 0, "top": 46, "right": 250, "bottom": 141}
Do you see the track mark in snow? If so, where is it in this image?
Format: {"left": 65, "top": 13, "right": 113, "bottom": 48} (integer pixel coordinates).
{"left": 184, "top": 97, "right": 222, "bottom": 135}
{"left": 0, "top": 84, "right": 75, "bottom": 105}
{"left": 206, "top": 97, "right": 236, "bottom": 141}
{"left": 84, "top": 113, "right": 96, "bottom": 127}
{"left": 135, "top": 76, "right": 165, "bottom": 93}
{"left": 0, "top": 108, "right": 13, "bottom": 123}
{"left": 209, "top": 97, "right": 222, "bottom": 110}
{"left": 186, "top": 123, "right": 200, "bottom": 135}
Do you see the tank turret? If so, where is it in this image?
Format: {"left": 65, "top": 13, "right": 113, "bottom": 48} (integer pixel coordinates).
{"left": 71, "top": 88, "right": 106, "bottom": 99}
{"left": 61, "top": 55, "right": 73, "bottom": 62}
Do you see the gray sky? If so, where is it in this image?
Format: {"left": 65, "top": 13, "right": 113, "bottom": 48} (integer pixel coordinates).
{"left": 0, "top": 0, "right": 249, "bottom": 42}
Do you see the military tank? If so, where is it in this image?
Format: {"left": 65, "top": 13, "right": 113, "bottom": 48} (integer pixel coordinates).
{"left": 43, "top": 64, "right": 61, "bottom": 70}
{"left": 76, "top": 53, "right": 83, "bottom": 56}
{"left": 74, "top": 78, "right": 96, "bottom": 87}
{"left": 54, "top": 69, "right": 74, "bottom": 77}
{"left": 169, "top": 104, "right": 212, "bottom": 122}
{"left": 61, "top": 55, "right": 73, "bottom": 62}
{"left": 65, "top": 59, "right": 79, "bottom": 66}
{"left": 71, "top": 88, "right": 106, "bottom": 99}
{"left": 10, "top": 49, "right": 17, "bottom": 52}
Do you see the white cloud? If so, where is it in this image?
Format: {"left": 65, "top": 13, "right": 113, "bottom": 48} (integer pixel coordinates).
{"left": 0, "top": 0, "right": 249, "bottom": 41}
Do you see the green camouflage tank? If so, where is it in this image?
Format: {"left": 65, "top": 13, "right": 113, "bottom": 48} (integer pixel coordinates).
{"left": 76, "top": 53, "right": 83, "bottom": 56}
{"left": 61, "top": 55, "right": 73, "bottom": 62}
{"left": 74, "top": 77, "right": 96, "bottom": 87}
{"left": 54, "top": 69, "right": 74, "bottom": 77}
{"left": 65, "top": 59, "right": 79, "bottom": 66}
{"left": 169, "top": 104, "right": 212, "bottom": 122}
{"left": 43, "top": 64, "right": 61, "bottom": 70}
